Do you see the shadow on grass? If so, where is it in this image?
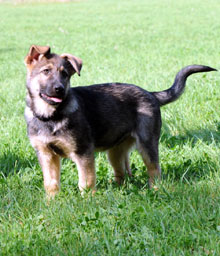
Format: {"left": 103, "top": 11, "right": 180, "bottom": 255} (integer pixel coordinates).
{"left": 97, "top": 123, "right": 219, "bottom": 190}
{"left": 0, "top": 151, "right": 37, "bottom": 177}
{"left": 1, "top": 123, "right": 218, "bottom": 191}
{"left": 158, "top": 122, "right": 219, "bottom": 183}
{"left": 160, "top": 122, "right": 220, "bottom": 148}
{"left": 96, "top": 157, "right": 218, "bottom": 192}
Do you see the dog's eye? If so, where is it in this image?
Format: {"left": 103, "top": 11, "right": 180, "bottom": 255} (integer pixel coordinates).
{"left": 61, "top": 70, "right": 68, "bottom": 78}
{"left": 42, "top": 69, "right": 51, "bottom": 75}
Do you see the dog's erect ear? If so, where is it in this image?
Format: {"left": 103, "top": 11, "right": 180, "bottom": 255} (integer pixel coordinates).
{"left": 25, "top": 45, "right": 50, "bottom": 66}
{"left": 61, "top": 54, "right": 82, "bottom": 76}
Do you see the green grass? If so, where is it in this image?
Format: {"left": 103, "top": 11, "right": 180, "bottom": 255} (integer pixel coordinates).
{"left": 0, "top": 0, "right": 220, "bottom": 255}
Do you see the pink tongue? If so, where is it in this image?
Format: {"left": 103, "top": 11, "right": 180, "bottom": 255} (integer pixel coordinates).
{"left": 42, "top": 93, "right": 63, "bottom": 103}
{"left": 50, "top": 97, "right": 62, "bottom": 103}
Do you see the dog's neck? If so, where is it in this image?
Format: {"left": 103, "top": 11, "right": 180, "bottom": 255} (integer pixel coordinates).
{"left": 26, "top": 91, "right": 79, "bottom": 122}
{"left": 26, "top": 93, "right": 57, "bottom": 120}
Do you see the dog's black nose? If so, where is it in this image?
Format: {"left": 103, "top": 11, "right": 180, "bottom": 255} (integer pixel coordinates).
{"left": 55, "top": 85, "right": 65, "bottom": 94}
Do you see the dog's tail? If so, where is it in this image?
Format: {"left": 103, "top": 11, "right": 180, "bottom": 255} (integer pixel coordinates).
{"left": 152, "top": 65, "right": 217, "bottom": 106}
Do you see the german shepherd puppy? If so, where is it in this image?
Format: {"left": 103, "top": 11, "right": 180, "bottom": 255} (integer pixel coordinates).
{"left": 24, "top": 45, "right": 216, "bottom": 197}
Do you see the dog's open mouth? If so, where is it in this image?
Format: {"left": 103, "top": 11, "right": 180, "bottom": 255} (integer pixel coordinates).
{"left": 40, "top": 93, "right": 63, "bottom": 105}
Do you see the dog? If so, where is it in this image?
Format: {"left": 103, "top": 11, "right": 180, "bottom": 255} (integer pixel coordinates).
{"left": 24, "top": 45, "right": 216, "bottom": 197}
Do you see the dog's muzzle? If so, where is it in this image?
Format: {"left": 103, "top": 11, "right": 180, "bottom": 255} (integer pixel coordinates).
{"left": 40, "top": 84, "right": 65, "bottom": 105}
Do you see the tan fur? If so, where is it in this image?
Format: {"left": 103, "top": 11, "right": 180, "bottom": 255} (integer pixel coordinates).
{"left": 136, "top": 142, "right": 161, "bottom": 188}
{"left": 107, "top": 136, "right": 135, "bottom": 184}
{"left": 144, "top": 163, "right": 161, "bottom": 188}
{"left": 30, "top": 134, "right": 77, "bottom": 158}
{"left": 26, "top": 76, "right": 57, "bottom": 118}
{"left": 34, "top": 142, "right": 61, "bottom": 197}
{"left": 33, "top": 97, "right": 56, "bottom": 118}
{"left": 72, "top": 154, "right": 96, "bottom": 193}
{"left": 30, "top": 135, "right": 77, "bottom": 197}
{"left": 24, "top": 106, "right": 34, "bottom": 121}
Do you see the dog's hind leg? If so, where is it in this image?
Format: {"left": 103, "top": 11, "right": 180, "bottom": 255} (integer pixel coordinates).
{"left": 137, "top": 142, "right": 161, "bottom": 188}
{"left": 107, "top": 137, "right": 135, "bottom": 184}
{"left": 125, "top": 154, "right": 132, "bottom": 177}
{"left": 135, "top": 114, "right": 162, "bottom": 188}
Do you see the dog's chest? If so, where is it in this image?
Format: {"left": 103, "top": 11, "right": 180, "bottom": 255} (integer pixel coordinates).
{"left": 29, "top": 118, "right": 76, "bottom": 158}
{"left": 30, "top": 133, "right": 76, "bottom": 158}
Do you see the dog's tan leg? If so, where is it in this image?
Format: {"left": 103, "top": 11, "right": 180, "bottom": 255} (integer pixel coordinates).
{"left": 147, "top": 163, "right": 161, "bottom": 188}
{"left": 137, "top": 143, "right": 161, "bottom": 188}
{"left": 37, "top": 150, "right": 61, "bottom": 197}
{"left": 124, "top": 154, "right": 133, "bottom": 177}
{"left": 135, "top": 114, "right": 162, "bottom": 188}
{"left": 73, "top": 154, "right": 96, "bottom": 194}
{"left": 107, "top": 137, "right": 135, "bottom": 184}
{"left": 108, "top": 149, "right": 126, "bottom": 185}
{"left": 143, "top": 160, "right": 161, "bottom": 188}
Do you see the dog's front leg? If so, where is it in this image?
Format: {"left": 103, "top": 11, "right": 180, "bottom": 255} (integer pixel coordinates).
{"left": 37, "top": 149, "right": 61, "bottom": 197}
{"left": 72, "top": 154, "right": 96, "bottom": 194}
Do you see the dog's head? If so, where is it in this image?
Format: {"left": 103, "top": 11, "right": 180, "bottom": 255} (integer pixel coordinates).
{"left": 25, "top": 45, "right": 82, "bottom": 107}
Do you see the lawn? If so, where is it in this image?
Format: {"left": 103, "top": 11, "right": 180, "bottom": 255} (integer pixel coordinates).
{"left": 0, "top": 0, "right": 220, "bottom": 255}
